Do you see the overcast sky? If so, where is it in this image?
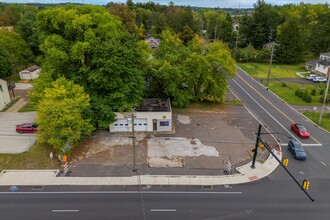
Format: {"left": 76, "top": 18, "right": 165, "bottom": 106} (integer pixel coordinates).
{"left": 2, "top": 0, "right": 330, "bottom": 8}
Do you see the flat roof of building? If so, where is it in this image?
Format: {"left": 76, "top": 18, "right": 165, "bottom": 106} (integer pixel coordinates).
{"left": 136, "top": 98, "right": 171, "bottom": 112}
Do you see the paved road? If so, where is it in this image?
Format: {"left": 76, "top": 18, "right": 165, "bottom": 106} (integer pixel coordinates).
{"left": 230, "top": 67, "right": 330, "bottom": 180}
{"left": 0, "top": 181, "right": 328, "bottom": 220}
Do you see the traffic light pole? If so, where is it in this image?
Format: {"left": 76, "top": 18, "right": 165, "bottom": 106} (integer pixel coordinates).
{"left": 260, "top": 139, "right": 314, "bottom": 202}
{"left": 251, "top": 124, "right": 262, "bottom": 169}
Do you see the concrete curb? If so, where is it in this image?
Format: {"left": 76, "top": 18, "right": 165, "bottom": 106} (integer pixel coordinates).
{"left": 0, "top": 149, "right": 281, "bottom": 186}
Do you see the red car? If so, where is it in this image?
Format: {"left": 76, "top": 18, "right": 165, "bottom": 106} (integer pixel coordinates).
{"left": 291, "top": 123, "right": 310, "bottom": 139}
{"left": 16, "top": 123, "right": 39, "bottom": 133}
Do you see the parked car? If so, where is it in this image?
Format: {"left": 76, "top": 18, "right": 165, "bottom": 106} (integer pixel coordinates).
{"left": 16, "top": 123, "right": 39, "bottom": 133}
{"left": 313, "top": 76, "right": 327, "bottom": 83}
{"left": 288, "top": 140, "right": 307, "bottom": 160}
{"left": 291, "top": 123, "right": 310, "bottom": 139}
{"left": 306, "top": 74, "right": 318, "bottom": 80}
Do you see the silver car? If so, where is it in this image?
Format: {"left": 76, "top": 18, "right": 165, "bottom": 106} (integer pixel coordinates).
{"left": 313, "top": 76, "right": 327, "bottom": 83}
{"left": 306, "top": 74, "right": 318, "bottom": 80}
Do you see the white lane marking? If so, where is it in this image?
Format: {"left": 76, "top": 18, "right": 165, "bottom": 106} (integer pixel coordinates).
{"left": 281, "top": 143, "right": 323, "bottom": 147}
{"left": 151, "top": 209, "right": 176, "bottom": 212}
{"left": 321, "top": 161, "right": 327, "bottom": 166}
{"left": 0, "top": 191, "right": 242, "bottom": 195}
{"left": 52, "top": 210, "right": 79, "bottom": 212}
{"left": 232, "top": 79, "right": 319, "bottom": 146}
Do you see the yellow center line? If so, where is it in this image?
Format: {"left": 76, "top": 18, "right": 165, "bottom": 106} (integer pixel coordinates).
{"left": 236, "top": 74, "right": 320, "bottom": 144}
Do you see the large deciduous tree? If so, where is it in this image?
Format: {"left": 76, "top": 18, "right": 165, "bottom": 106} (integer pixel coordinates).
{"left": 0, "top": 29, "right": 34, "bottom": 73}
{"left": 33, "top": 5, "right": 146, "bottom": 128}
{"left": 36, "top": 77, "right": 94, "bottom": 156}
{"left": 0, "top": 45, "right": 12, "bottom": 78}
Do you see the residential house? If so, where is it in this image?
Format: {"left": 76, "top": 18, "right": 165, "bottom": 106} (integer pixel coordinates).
{"left": 19, "top": 65, "right": 41, "bottom": 80}
{"left": 305, "top": 52, "right": 330, "bottom": 77}
{"left": 145, "top": 37, "right": 160, "bottom": 49}
{"left": 109, "top": 99, "right": 172, "bottom": 133}
{"left": 0, "top": 79, "right": 11, "bottom": 111}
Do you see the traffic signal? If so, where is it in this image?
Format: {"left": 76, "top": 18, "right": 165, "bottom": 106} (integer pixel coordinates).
{"left": 282, "top": 157, "right": 289, "bottom": 166}
{"left": 302, "top": 179, "right": 310, "bottom": 190}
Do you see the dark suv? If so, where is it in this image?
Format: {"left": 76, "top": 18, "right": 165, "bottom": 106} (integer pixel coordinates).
{"left": 288, "top": 140, "right": 307, "bottom": 160}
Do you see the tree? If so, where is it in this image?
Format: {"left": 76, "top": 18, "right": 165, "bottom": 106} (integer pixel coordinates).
{"left": 15, "top": 11, "right": 40, "bottom": 55}
{"left": 0, "top": 45, "right": 11, "bottom": 78}
{"left": 107, "top": 3, "right": 137, "bottom": 33}
{"left": 34, "top": 5, "right": 146, "bottom": 128}
{"left": 0, "top": 29, "right": 34, "bottom": 73}
{"left": 36, "top": 77, "right": 94, "bottom": 156}
{"left": 185, "top": 41, "right": 236, "bottom": 103}
{"left": 179, "top": 24, "right": 195, "bottom": 45}
{"left": 276, "top": 16, "right": 304, "bottom": 64}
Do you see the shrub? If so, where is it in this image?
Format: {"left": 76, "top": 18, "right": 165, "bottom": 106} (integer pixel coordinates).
{"left": 281, "top": 82, "right": 287, "bottom": 87}
{"left": 320, "top": 89, "right": 325, "bottom": 95}
{"left": 306, "top": 95, "right": 312, "bottom": 103}
{"left": 311, "top": 89, "right": 316, "bottom": 96}
{"left": 302, "top": 91, "right": 309, "bottom": 101}
{"left": 297, "top": 90, "right": 303, "bottom": 98}
{"left": 295, "top": 89, "right": 300, "bottom": 96}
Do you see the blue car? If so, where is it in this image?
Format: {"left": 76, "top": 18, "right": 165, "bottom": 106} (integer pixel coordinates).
{"left": 288, "top": 140, "right": 307, "bottom": 160}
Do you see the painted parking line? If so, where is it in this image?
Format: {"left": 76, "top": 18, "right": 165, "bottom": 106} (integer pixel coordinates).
{"left": 52, "top": 210, "right": 79, "bottom": 212}
{"left": 0, "top": 191, "right": 243, "bottom": 195}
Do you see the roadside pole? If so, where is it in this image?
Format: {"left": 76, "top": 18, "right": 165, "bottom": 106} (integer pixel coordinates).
{"left": 132, "top": 108, "right": 137, "bottom": 172}
{"left": 318, "top": 68, "right": 330, "bottom": 125}
{"left": 251, "top": 124, "right": 262, "bottom": 168}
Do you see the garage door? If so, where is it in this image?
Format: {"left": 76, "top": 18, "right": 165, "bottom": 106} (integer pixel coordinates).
{"left": 21, "top": 73, "right": 31, "bottom": 80}
{"left": 134, "top": 118, "right": 147, "bottom": 131}
{"left": 113, "top": 119, "right": 129, "bottom": 132}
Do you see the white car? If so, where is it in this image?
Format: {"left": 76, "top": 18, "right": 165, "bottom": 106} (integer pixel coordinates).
{"left": 306, "top": 74, "right": 318, "bottom": 80}
{"left": 313, "top": 76, "right": 327, "bottom": 83}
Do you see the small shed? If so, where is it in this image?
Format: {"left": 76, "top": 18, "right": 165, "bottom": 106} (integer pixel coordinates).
{"left": 109, "top": 99, "right": 172, "bottom": 133}
{"left": 145, "top": 37, "right": 160, "bottom": 49}
{"left": 19, "top": 65, "right": 41, "bottom": 80}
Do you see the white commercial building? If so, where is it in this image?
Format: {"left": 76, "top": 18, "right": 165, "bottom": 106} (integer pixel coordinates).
{"left": 109, "top": 99, "right": 172, "bottom": 133}
{"left": 0, "top": 79, "right": 11, "bottom": 111}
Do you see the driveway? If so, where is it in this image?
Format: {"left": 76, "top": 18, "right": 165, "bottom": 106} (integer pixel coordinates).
{"left": 0, "top": 112, "right": 37, "bottom": 154}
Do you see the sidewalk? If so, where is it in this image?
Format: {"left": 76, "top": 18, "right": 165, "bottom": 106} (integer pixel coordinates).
{"left": 0, "top": 149, "right": 281, "bottom": 186}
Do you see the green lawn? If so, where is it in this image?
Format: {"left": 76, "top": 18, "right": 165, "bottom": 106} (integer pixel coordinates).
{"left": 237, "top": 63, "right": 307, "bottom": 79}
{"left": 303, "top": 112, "right": 330, "bottom": 132}
{"left": 268, "top": 81, "right": 325, "bottom": 106}
{"left": 0, "top": 143, "right": 60, "bottom": 170}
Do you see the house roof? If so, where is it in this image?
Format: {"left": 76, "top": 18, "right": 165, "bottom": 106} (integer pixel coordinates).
{"left": 306, "top": 58, "right": 322, "bottom": 66}
{"left": 320, "top": 52, "right": 330, "bottom": 57}
{"left": 24, "top": 65, "right": 40, "bottom": 72}
{"left": 145, "top": 37, "right": 160, "bottom": 45}
{"left": 318, "top": 58, "right": 330, "bottom": 67}
{"left": 136, "top": 98, "right": 171, "bottom": 112}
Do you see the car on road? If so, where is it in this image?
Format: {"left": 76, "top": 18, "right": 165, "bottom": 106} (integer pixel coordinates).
{"left": 313, "top": 76, "right": 327, "bottom": 83}
{"left": 291, "top": 123, "right": 310, "bottom": 139}
{"left": 288, "top": 140, "right": 307, "bottom": 160}
{"left": 306, "top": 74, "right": 318, "bottom": 80}
{"left": 16, "top": 123, "right": 39, "bottom": 133}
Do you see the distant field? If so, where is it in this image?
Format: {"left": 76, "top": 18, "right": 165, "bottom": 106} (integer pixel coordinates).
{"left": 237, "top": 63, "right": 307, "bottom": 79}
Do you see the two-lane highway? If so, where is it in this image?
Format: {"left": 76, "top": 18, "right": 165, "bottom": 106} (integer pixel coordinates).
{"left": 230, "top": 67, "right": 330, "bottom": 179}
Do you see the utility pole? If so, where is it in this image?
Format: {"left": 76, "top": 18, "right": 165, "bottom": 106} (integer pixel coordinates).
{"left": 318, "top": 68, "right": 330, "bottom": 125}
{"left": 251, "top": 124, "right": 262, "bottom": 169}
{"left": 266, "top": 42, "right": 275, "bottom": 88}
{"left": 132, "top": 108, "right": 137, "bottom": 172}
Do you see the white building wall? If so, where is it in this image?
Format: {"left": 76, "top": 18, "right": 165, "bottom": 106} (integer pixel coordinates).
{"left": 109, "top": 111, "right": 172, "bottom": 132}
{"left": 0, "top": 79, "right": 11, "bottom": 111}
{"left": 315, "top": 63, "right": 328, "bottom": 76}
